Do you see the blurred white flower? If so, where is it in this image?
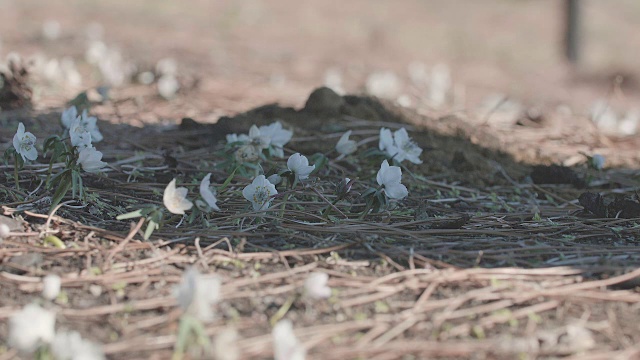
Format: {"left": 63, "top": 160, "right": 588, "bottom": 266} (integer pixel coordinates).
{"left": 198, "top": 173, "right": 220, "bottom": 211}
{"left": 42, "top": 20, "right": 61, "bottom": 41}
{"left": 378, "top": 127, "right": 422, "bottom": 164}
{"left": 163, "top": 179, "right": 193, "bottom": 215}
{"left": 173, "top": 267, "right": 221, "bottom": 323}
{"left": 259, "top": 121, "right": 293, "bottom": 157}
{"left": 226, "top": 133, "right": 241, "bottom": 144}
{"left": 392, "top": 128, "right": 422, "bottom": 164}
{"left": 51, "top": 331, "right": 105, "bottom": 360}
{"left": 335, "top": 130, "right": 357, "bottom": 155}
{"left": 61, "top": 106, "right": 78, "bottom": 128}
{"left": 77, "top": 146, "right": 107, "bottom": 173}
{"left": 242, "top": 175, "right": 277, "bottom": 211}
{"left": 287, "top": 153, "right": 315, "bottom": 180}
{"left": 213, "top": 328, "right": 240, "bottom": 360}
{"left": 42, "top": 274, "right": 61, "bottom": 300}
{"left": 247, "top": 125, "right": 271, "bottom": 151}
{"left": 429, "top": 63, "right": 451, "bottom": 107}
{"left": 365, "top": 71, "right": 400, "bottom": 99}
{"left": 158, "top": 74, "right": 179, "bottom": 99}
{"left": 273, "top": 319, "right": 305, "bottom": 360}
{"left": 590, "top": 154, "right": 605, "bottom": 171}
{"left": 69, "top": 120, "right": 93, "bottom": 148}
{"left": 0, "top": 223, "right": 10, "bottom": 239}
{"left": 156, "top": 58, "right": 178, "bottom": 76}
{"left": 377, "top": 160, "right": 408, "bottom": 200}
{"left": 79, "top": 110, "right": 103, "bottom": 142}
{"left": 267, "top": 174, "right": 282, "bottom": 186}
{"left": 8, "top": 303, "right": 56, "bottom": 354}
{"left": 13, "top": 122, "right": 38, "bottom": 161}
{"left": 85, "top": 41, "right": 107, "bottom": 65}
{"left": 304, "top": 272, "right": 331, "bottom": 299}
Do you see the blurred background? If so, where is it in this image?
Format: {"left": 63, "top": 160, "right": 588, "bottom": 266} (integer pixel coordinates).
{"left": 1, "top": 0, "right": 639, "bottom": 129}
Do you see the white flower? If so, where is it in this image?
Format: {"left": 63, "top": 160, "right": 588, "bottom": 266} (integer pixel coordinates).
{"left": 61, "top": 106, "right": 78, "bottom": 128}
{"left": 287, "top": 153, "right": 315, "bottom": 180}
{"left": 226, "top": 133, "right": 241, "bottom": 143}
{"left": 591, "top": 154, "right": 605, "bottom": 170}
{"left": 0, "top": 223, "right": 10, "bottom": 239}
{"left": 69, "top": 118, "right": 93, "bottom": 148}
{"left": 51, "top": 331, "right": 105, "bottom": 360}
{"left": 267, "top": 174, "right": 282, "bottom": 186}
{"left": 213, "top": 328, "right": 240, "bottom": 360}
{"left": 377, "top": 160, "right": 408, "bottom": 200}
{"left": 158, "top": 74, "right": 179, "bottom": 99}
{"left": 242, "top": 175, "right": 278, "bottom": 211}
{"left": 273, "top": 319, "right": 306, "bottom": 360}
{"left": 77, "top": 146, "right": 107, "bottom": 173}
{"left": 78, "top": 110, "right": 103, "bottom": 143}
{"left": 199, "top": 173, "right": 220, "bottom": 211}
{"left": 12, "top": 122, "right": 38, "bottom": 161}
{"left": 173, "top": 267, "right": 221, "bottom": 323}
{"left": 259, "top": 121, "right": 293, "bottom": 157}
{"left": 379, "top": 127, "right": 422, "bottom": 164}
{"left": 163, "top": 179, "right": 193, "bottom": 215}
{"left": 335, "top": 130, "right": 357, "bottom": 155}
{"left": 304, "top": 272, "right": 331, "bottom": 299}
{"left": 379, "top": 128, "right": 397, "bottom": 156}
{"left": 8, "top": 303, "right": 56, "bottom": 353}
{"left": 392, "top": 128, "right": 422, "bottom": 164}
{"left": 247, "top": 125, "right": 270, "bottom": 150}
{"left": 42, "top": 274, "right": 61, "bottom": 300}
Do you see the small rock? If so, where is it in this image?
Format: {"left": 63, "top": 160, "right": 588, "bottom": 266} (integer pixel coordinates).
{"left": 303, "top": 86, "right": 344, "bottom": 114}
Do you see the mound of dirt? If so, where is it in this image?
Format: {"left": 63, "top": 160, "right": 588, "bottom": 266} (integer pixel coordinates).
{"left": 198, "top": 86, "right": 530, "bottom": 187}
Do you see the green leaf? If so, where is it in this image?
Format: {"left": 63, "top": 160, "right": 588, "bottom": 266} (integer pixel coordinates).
{"left": 50, "top": 171, "right": 72, "bottom": 213}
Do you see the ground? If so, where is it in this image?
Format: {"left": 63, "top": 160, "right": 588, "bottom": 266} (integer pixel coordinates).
{"left": 1, "top": 1, "right": 640, "bottom": 359}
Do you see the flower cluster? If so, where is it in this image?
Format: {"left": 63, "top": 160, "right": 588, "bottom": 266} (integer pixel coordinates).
{"left": 61, "top": 106, "right": 107, "bottom": 173}
{"left": 379, "top": 127, "right": 423, "bottom": 164}
{"left": 226, "top": 121, "right": 293, "bottom": 158}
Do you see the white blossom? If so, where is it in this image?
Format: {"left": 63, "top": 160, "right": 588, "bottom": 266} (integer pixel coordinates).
{"left": 242, "top": 175, "right": 277, "bottom": 211}
{"left": 13, "top": 122, "right": 38, "bottom": 161}
{"left": 42, "top": 274, "right": 61, "bottom": 300}
{"left": 198, "top": 173, "right": 220, "bottom": 211}
{"left": 335, "top": 130, "right": 357, "bottom": 155}
{"left": 8, "top": 303, "right": 56, "bottom": 353}
{"left": 163, "top": 179, "right": 193, "bottom": 215}
{"left": 61, "top": 106, "right": 78, "bottom": 129}
{"left": 304, "top": 272, "right": 331, "bottom": 299}
{"left": 0, "top": 223, "right": 10, "bottom": 239}
{"left": 378, "top": 127, "right": 422, "bottom": 164}
{"left": 267, "top": 174, "right": 282, "bottom": 186}
{"left": 247, "top": 125, "right": 270, "bottom": 151}
{"left": 77, "top": 146, "right": 107, "bottom": 173}
{"left": 591, "top": 154, "right": 605, "bottom": 171}
{"left": 259, "top": 121, "right": 293, "bottom": 157}
{"left": 69, "top": 119, "right": 93, "bottom": 148}
{"left": 51, "top": 331, "right": 105, "bottom": 360}
{"left": 273, "top": 319, "right": 306, "bottom": 360}
{"left": 158, "top": 74, "right": 179, "bottom": 99}
{"left": 173, "top": 267, "right": 221, "bottom": 323}
{"left": 287, "top": 153, "right": 315, "bottom": 180}
{"left": 377, "top": 160, "right": 408, "bottom": 200}
{"left": 213, "top": 328, "right": 240, "bottom": 360}
{"left": 78, "top": 110, "right": 103, "bottom": 142}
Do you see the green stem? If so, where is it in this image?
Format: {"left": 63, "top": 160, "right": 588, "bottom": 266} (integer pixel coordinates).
{"left": 13, "top": 153, "right": 20, "bottom": 192}
{"left": 358, "top": 196, "right": 375, "bottom": 220}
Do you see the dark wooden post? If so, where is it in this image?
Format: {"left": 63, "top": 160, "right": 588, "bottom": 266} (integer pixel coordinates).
{"left": 564, "top": 0, "right": 580, "bottom": 64}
